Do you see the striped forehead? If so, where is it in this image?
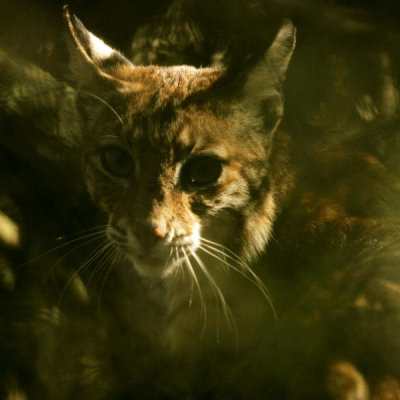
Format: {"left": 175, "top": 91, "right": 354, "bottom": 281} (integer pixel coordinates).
{"left": 119, "top": 107, "right": 226, "bottom": 167}
{"left": 117, "top": 65, "right": 224, "bottom": 110}
{"left": 174, "top": 117, "right": 226, "bottom": 154}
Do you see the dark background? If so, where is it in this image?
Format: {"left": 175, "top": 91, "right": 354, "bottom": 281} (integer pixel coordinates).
{"left": 0, "top": 1, "right": 399, "bottom": 398}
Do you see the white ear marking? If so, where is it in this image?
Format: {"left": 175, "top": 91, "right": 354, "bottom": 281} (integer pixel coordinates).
{"left": 64, "top": 5, "right": 133, "bottom": 87}
{"left": 87, "top": 32, "right": 115, "bottom": 61}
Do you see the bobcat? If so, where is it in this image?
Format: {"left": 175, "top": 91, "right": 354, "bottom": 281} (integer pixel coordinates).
{"left": 61, "top": 6, "right": 400, "bottom": 399}
{"left": 1, "top": 4, "right": 400, "bottom": 399}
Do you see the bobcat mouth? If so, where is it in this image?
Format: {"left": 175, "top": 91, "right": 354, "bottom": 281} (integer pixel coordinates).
{"left": 107, "top": 221, "right": 201, "bottom": 277}
{"left": 127, "top": 246, "right": 181, "bottom": 277}
{"left": 126, "top": 241, "right": 203, "bottom": 278}
{"left": 107, "top": 232, "right": 187, "bottom": 277}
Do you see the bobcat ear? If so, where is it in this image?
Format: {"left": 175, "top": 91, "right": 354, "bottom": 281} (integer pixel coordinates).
{"left": 251, "top": 19, "right": 296, "bottom": 90}
{"left": 63, "top": 5, "right": 133, "bottom": 87}
{"left": 240, "top": 20, "right": 296, "bottom": 134}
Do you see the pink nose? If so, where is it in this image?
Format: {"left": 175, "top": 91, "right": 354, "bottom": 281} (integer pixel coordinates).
{"left": 133, "top": 222, "right": 166, "bottom": 248}
{"left": 153, "top": 227, "right": 165, "bottom": 239}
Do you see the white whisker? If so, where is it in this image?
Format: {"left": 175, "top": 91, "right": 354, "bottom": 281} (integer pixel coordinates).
{"left": 43, "top": 231, "right": 108, "bottom": 283}
{"left": 177, "top": 246, "right": 194, "bottom": 301}
{"left": 86, "top": 241, "right": 115, "bottom": 289}
{"left": 97, "top": 246, "right": 120, "bottom": 310}
{"left": 200, "top": 237, "right": 246, "bottom": 264}
{"left": 173, "top": 246, "right": 182, "bottom": 278}
{"left": 56, "top": 239, "right": 110, "bottom": 306}
{"left": 16, "top": 227, "right": 107, "bottom": 273}
{"left": 181, "top": 247, "right": 207, "bottom": 326}
{"left": 188, "top": 248, "right": 237, "bottom": 335}
{"left": 199, "top": 239, "right": 278, "bottom": 322}
{"left": 163, "top": 246, "right": 175, "bottom": 274}
{"left": 55, "top": 224, "right": 109, "bottom": 241}
{"left": 83, "top": 91, "right": 125, "bottom": 126}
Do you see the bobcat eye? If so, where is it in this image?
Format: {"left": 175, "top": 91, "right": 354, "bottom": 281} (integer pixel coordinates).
{"left": 181, "top": 156, "right": 223, "bottom": 188}
{"left": 99, "top": 146, "right": 133, "bottom": 178}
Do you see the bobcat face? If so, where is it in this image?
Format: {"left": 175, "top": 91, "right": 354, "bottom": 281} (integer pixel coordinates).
{"left": 84, "top": 101, "right": 269, "bottom": 277}
{"left": 65, "top": 7, "right": 295, "bottom": 277}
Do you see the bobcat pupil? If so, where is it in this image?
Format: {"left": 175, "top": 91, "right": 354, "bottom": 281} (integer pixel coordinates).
{"left": 100, "top": 146, "right": 133, "bottom": 177}
{"left": 181, "top": 156, "right": 223, "bottom": 188}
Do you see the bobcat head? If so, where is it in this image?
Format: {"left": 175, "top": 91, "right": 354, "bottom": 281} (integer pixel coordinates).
{"left": 64, "top": 6, "right": 295, "bottom": 278}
